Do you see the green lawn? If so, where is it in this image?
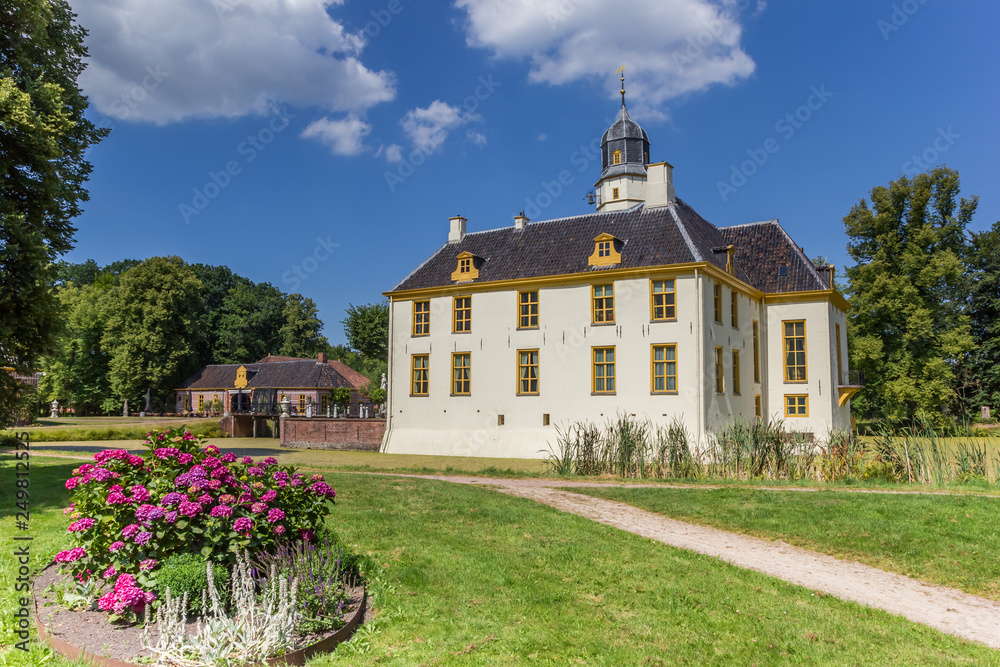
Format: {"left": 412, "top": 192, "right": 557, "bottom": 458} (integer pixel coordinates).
{"left": 2, "top": 458, "right": 999, "bottom": 665}
{"left": 567, "top": 486, "right": 1000, "bottom": 601}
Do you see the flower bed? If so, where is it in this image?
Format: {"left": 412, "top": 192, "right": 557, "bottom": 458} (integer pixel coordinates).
{"left": 42, "top": 426, "right": 359, "bottom": 665}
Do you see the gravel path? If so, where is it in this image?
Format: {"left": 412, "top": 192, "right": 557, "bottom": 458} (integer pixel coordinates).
{"left": 389, "top": 473, "right": 1000, "bottom": 650}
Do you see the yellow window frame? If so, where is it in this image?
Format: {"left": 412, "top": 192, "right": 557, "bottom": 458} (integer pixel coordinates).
{"left": 754, "top": 395, "right": 762, "bottom": 418}
{"left": 452, "top": 352, "right": 471, "bottom": 396}
{"left": 784, "top": 394, "right": 808, "bottom": 417}
{"left": 453, "top": 295, "right": 472, "bottom": 333}
{"left": 413, "top": 300, "right": 430, "bottom": 336}
{"left": 321, "top": 394, "right": 329, "bottom": 414}
{"left": 411, "top": 354, "right": 429, "bottom": 396}
{"left": 198, "top": 395, "right": 204, "bottom": 411}
{"left": 783, "top": 320, "right": 807, "bottom": 382}
{"left": 612, "top": 150, "right": 622, "bottom": 165}
{"left": 592, "top": 284, "right": 615, "bottom": 323}
{"left": 732, "top": 349, "right": 741, "bottom": 395}
{"left": 836, "top": 323, "right": 843, "bottom": 380}
{"left": 517, "top": 349, "right": 539, "bottom": 395}
{"left": 298, "top": 395, "right": 306, "bottom": 413}
{"left": 651, "top": 344, "right": 677, "bottom": 393}
{"left": 592, "top": 346, "right": 616, "bottom": 394}
{"left": 752, "top": 320, "right": 760, "bottom": 384}
{"left": 731, "top": 291, "right": 738, "bottom": 328}
{"left": 713, "top": 282, "right": 722, "bottom": 323}
{"left": 714, "top": 346, "right": 724, "bottom": 394}
{"left": 518, "top": 291, "right": 539, "bottom": 329}
{"left": 650, "top": 279, "right": 676, "bottom": 321}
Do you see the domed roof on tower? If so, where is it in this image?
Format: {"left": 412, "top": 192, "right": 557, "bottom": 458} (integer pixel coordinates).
{"left": 598, "top": 67, "right": 651, "bottom": 183}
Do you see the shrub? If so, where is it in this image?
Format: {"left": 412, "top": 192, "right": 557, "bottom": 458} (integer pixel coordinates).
{"left": 155, "top": 552, "right": 229, "bottom": 614}
{"left": 54, "top": 426, "right": 337, "bottom": 621}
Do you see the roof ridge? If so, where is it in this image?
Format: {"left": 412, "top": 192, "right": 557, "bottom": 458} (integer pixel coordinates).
{"left": 460, "top": 203, "right": 643, "bottom": 236}
{"left": 667, "top": 202, "right": 704, "bottom": 262}
{"left": 722, "top": 219, "right": 780, "bottom": 229}
{"left": 772, "top": 221, "right": 827, "bottom": 286}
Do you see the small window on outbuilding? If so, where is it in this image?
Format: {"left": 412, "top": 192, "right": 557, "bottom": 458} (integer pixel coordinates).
{"left": 588, "top": 233, "right": 622, "bottom": 267}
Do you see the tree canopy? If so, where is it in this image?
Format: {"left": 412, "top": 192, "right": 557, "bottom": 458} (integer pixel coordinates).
{"left": 844, "top": 167, "right": 978, "bottom": 422}
{"left": 341, "top": 301, "right": 389, "bottom": 361}
{"left": 963, "top": 221, "right": 1000, "bottom": 411}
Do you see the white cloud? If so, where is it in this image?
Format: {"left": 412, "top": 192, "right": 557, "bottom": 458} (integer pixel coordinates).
{"left": 72, "top": 0, "right": 395, "bottom": 124}
{"left": 454, "top": 0, "right": 756, "bottom": 117}
{"left": 400, "top": 101, "right": 480, "bottom": 153}
{"left": 384, "top": 144, "right": 403, "bottom": 162}
{"left": 467, "top": 130, "right": 487, "bottom": 147}
{"left": 537, "top": 132, "right": 548, "bottom": 141}
{"left": 301, "top": 115, "right": 371, "bottom": 155}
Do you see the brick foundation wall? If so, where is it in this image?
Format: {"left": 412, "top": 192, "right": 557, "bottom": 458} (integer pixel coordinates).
{"left": 219, "top": 415, "right": 277, "bottom": 438}
{"left": 280, "top": 418, "right": 386, "bottom": 451}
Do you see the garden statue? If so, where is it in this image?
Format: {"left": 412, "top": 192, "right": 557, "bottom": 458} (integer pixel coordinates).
{"left": 380, "top": 373, "right": 387, "bottom": 391}
{"left": 122, "top": 399, "right": 129, "bottom": 417}
{"left": 279, "top": 396, "right": 291, "bottom": 417}
{"left": 50, "top": 399, "right": 59, "bottom": 418}
{"left": 305, "top": 403, "right": 312, "bottom": 418}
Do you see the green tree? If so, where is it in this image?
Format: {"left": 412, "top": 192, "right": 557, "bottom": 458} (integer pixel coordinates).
{"left": 963, "top": 221, "right": 1000, "bottom": 413}
{"left": 279, "top": 294, "right": 328, "bottom": 358}
{"left": 189, "top": 263, "right": 251, "bottom": 365}
{"left": 341, "top": 301, "right": 389, "bottom": 361}
{"left": 37, "top": 282, "right": 112, "bottom": 415}
{"left": 214, "top": 282, "right": 285, "bottom": 364}
{"left": 844, "top": 167, "right": 977, "bottom": 423}
{"left": 0, "top": 0, "right": 108, "bottom": 422}
{"left": 102, "top": 257, "right": 204, "bottom": 408}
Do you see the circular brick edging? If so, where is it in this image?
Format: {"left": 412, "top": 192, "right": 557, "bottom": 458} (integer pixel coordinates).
{"left": 33, "top": 564, "right": 367, "bottom": 667}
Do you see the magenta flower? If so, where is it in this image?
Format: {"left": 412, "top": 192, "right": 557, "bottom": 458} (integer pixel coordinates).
{"left": 210, "top": 504, "right": 233, "bottom": 518}
{"left": 247, "top": 466, "right": 264, "bottom": 477}
{"left": 310, "top": 474, "right": 324, "bottom": 482}
{"left": 234, "top": 517, "right": 252, "bottom": 535}
{"left": 134, "top": 531, "right": 152, "bottom": 546}
{"left": 107, "top": 490, "right": 130, "bottom": 505}
{"left": 277, "top": 480, "right": 287, "bottom": 489}
{"left": 207, "top": 479, "right": 222, "bottom": 490}
{"left": 300, "top": 529, "right": 314, "bottom": 542}
{"left": 154, "top": 447, "right": 179, "bottom": 460}
{"left": 290, "top": 478, "right": 303, "bottom": 487}
{"left": 103, "top": 566, "right": 117, "bottom": 579}
{"left": 78, "top": 464, "right": 94, "bottom": 474}
{"left": 310, "top": 481, "right": 335, "bottom": 498}
{"left": 65, "top": 477, "right": 81, "bottom": 490}
{"left": 161, "top": 492, "right": 184, "bottom": 506}
{"left": 221, "top": 452, "right": 237, "bottom": 463}
{"left": 128, "top": 455, "right": 145, "bottom": 466}
{"left": 109, "top": 541, "right": 125, "bottom": 552}
{"left": 198, "top": 493, "right": 214, "bottom": 505}
{"left": 273, "top": 525, "right": 286, "bottom": 535}
{"left": 122, "top": 523, "right": 140, "bottom": 539}
{"left": 219, "top": 494, "right": 236, "bottom": 504}
{"left": 262, "top": 456, "right": 278, "bottom": 467}
{"left": 251, "top": 502, "right": 267, "bottom": 514}
{"left": 68, "top": 518, "right": 95, "bottom": 532}
{"left": 202, "top": 456, "right": 220, "bottom": 469}
{"left": 178, "top": 452, "right": 194, "bottom": 464}
{"left": 62, "top": 503, "right": 76, "bottom": 515}
{"left": 164, "top": 511, "right": 178, "bottom": 524}
{"left": 135, "top": 504, "right": 165, "bottom": 523}
{"left": 140, "top": 559, "right": 157, "bottom": 571}
{"left": 267, "top": 508, "right": 285, "bottom": 523}
{"left": 178, "top": 501, "right": 202, "bottom": 517}
{"left": 204, "top": 444, "right": 220, "bottom": 454}
{"left": 238, "top": 492, "right": 253, "bottom": 504}
{"left": 131, "top": 485, "right": 151, "bottom": 503}
{"left": 261, "top": 490, "right": 277, "bottom": 503}
{"left": 54, "top": 547, "right": 86, "bottom": 563}
{"left": 241, "top": 456, "right": 254, "bottom": 465}
{"left": 272, "top": 471, "right": 289, "bottom": 482}
{"left": 98, "top": 573, "right": 156, "bottom": 614}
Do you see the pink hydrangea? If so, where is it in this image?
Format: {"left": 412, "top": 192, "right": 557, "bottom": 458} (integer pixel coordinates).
{"left": 202, "top": 456, "right": 220, "bottom": 469}
{"left": 241, "top": 456, "right": 254, "bottom": 465}
{"left": 204, "top": 445, "right": 220, "bottom": 455}
{"left": 262, "top": 456, "right": 278, "bottom": 467}
{"left": 272, "top": 471, "right": 289, "bottom": 482}
{"left": 179, "top": 501, "right": 203, "bottom": 517}
{"left": 94, "top": 449, "right": 129, "bottom": 464}
{"left": 128, "top": 455, "right": 145, "bottom": 466}
{"left": 107, "top": 490, "right": 130, "bottom": 505}
{"left": 62, "top": 503, "right": 76, "bottom": 515}
{"left": 65, "top": 477, "right": 81, "bottom": 490}
{"left": 122, "top": 523, "right": 140, "bottom": 539}
{"left": 97, "top": 574, "right": 156, "bottom": 615}
{"left": 140, "top": 559, "right": 157, "bottom": 571}
{"left": 261, "top": 490, "right": 277, "bottom": 503}
{"left": 103, "top": 566, "right": 117, "bottom": 579}
{"left": 251, "top": 502, "right": 267, "bottom": 514}
{"left": 210, "top": 504, "right": 233, "bottom": 518}
{"left": 310, "top": 474, "right": 325, "bottom": 482}
{"left": 78, "top": 464, "right": 94, "bottom": 474}
{"left": 109, "top": 541, "right": 125, "bottom": 552}
{"left": 54, "top": 547, "right": 86, "bottom": 563}
{"left": 164, "top": 511, "right": 178, "bottom": 524}
{"left": 300, "top": 529, "right": 314, "bottom": 542}
{"left": 68, "top": 518, "right": 95, "bottom": 532}
{"left": 198, "top": 493, "right": 214, "bottom": 505}
{"left": 277, "top": 480, "right": 288, "bottom": 489}
{"left": 267, "top": 508, "right": 285, "bottom": 523}
{"left": 178, "top": 453, "right": 194, "bottom": 465}
{"left": 310, "top": 481, "right": 335, "bottom": 498}
{"left": 135, "top": 531, "right": 152, "bottom": 546}
{"left": 131, "top": 485, "right": 150, "bottom": 503}
{"left": 234, "top": 517, "right": 252, "bottom": 535}
{"left": 273, "top": 525, "right": 286, "bottom": 535}
{"left": 221, "top": 452, "right": 237, "bottom": 463}
{"left": 238, "top": 492, "right": 253, "bottom": 504}
{"left": 247, "top": 466, "right": 264, "bottom": 477}
{"left": 207, "top": 479, "right": 222, "bottom": 490}
{"left": 154, "top": 447, "right": 179, "bottom": 459}
{"left": 219, "top": 494, "right": 236, "bottom": 504}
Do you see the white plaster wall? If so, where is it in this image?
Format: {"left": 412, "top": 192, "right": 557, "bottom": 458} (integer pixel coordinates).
{"left": 598, "top": 175, "right": 645, "bottom": 211}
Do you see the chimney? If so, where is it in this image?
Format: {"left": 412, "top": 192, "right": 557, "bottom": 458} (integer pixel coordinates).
{"left": 448, "top": 215, "right": 467, "bottom": 244}
{"left": 317, "top": 352, "right": 327, "bottom": 365}
{"left": 645, "top": 161, "right": 676, "bottom": 208}
{"left": 514, "top": 211, "right": 530, "bottom": 231}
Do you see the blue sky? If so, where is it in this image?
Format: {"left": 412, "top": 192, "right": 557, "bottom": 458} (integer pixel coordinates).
{"left": 66, "top": 0, "right": 1000, "bottom": 346}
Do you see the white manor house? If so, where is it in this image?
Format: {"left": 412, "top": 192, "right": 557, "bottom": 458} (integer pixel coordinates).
{"left": 382, "top": 90, "right": 859, "bottom": 459}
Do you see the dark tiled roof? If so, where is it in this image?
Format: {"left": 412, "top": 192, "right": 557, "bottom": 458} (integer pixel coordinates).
{"left": 390, "top": 199, "right": 767, "bottom": 292}
{"left": 719, "top": 220, "right": 829, "bottom": 293}
{"left": 177, "top": 360, "right": 366, "bottom": 391}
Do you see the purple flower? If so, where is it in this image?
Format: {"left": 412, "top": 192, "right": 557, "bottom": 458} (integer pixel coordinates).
{"left": 290, "top": 478, "right": 303, "bottom": 487}
{"left": 103, "top": 566, "right": 117, "bottom": 579}
{"left": 188, "top": 465, "right": 208, "bottom": 481}
{"left": 273, "top": 525, "right": 286, "bottom": 535}
{"left": 161, "top": 492, "right": 184, "bottom": 506}
{"left": 262, "top": 457, "right": 278, "bottom": 467}
{"left": 241, "top": 456, "right": 254, "bottom": 465}
{"left": 68, "top": 518, "right": 95, "bottom": 532}
{"left": 139, "top": 559, "right": 157, "bottom": 571}
{"left": 210, "top": 504, "right": 233, "bottom": 518}
{"left": 267, "top": 508, "right": 285, "bottom": 523}
{"left": 164, "top": 511, "right": 178, "bottom": 524}
{"left": 135, "top": 504, "right": 164, "bottom": 522}
{"left": 233, "top": 517, "right": 252, "bottom": 535}
{"left": 261, "top": 490, "right": 277, "bottom": 503}
{"left": 247, "top": 466, "right": 264, "bottom": 477}
{"left": 221, "top": 452, "right": 237, "bottom": 463}
{"left": 198, "top": 493, "right": 214, "bottom": 505}
{"left": 251, "top": 502, "right": 267, "bottom": 514}
{"left": 174, "top": 473, "right": 192, "bottom": 487}
{"left": 135, "top": 531, "right": 152, "bottom": 546}
{"left": 109, "top": 541, "right": 125, "bottom": 552}
{"left": 178, "top": 452, "right": 194, "bottom": 464}
{"left": 277, "top": 480, "right": 287, "bottom": 489}
{"left": 310, "top": 481, "right": 335, "bottom": 498}
{"left": 272, "top": 471, "right": 289, "bottom": 482}
{"left": 154, "top": 447, "right": 179, "bottom": 460}
{"left": 219, "top": 494, "right": 236, "bottom": 504}
{"left": 91, "top": 468, "right": 115, "bottom": 483}
{"left": 178, "top": 501, "right": 202, "bottom": 517}
{"left": 122, "top": 523, "right": 140, "bottom": 538}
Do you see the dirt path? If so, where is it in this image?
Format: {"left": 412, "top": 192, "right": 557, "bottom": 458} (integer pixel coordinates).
{"left": 388, "top": 473, "right": 1000, "bottom": 650}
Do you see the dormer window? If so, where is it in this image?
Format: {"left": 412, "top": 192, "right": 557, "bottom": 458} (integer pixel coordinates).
{"left": 450, "top": 251, "right": 480, "bottom": 282}
{"left": 588, "top": 233, "right": 622, "bottom": 267}
{"left": 612, "top": 150, "right": 622, "bottom": 165}
{"left": 612, "top": 187, "right": 620, "bottom": 200}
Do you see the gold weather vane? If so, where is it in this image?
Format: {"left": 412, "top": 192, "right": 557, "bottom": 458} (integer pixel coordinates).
{"left": 616, "top": 65, "right": 626, "bottom": 106}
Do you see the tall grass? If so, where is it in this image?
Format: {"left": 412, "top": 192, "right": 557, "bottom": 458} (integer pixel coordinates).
{"left": 545, "top": 414, "right": 1000, "bottom": 486}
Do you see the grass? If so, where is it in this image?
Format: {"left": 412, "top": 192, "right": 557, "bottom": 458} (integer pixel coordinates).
{"left": 1, "top": 420, "right": 221, "bottom": 443}
{"left": 2, "top": 458, "right": 1000, "bottom": 665}
{"left": 567, "top": 485, "right": 1000, "bottom": 601}
{"left": 16, "top": 416, "right": 205, "bottom": 430}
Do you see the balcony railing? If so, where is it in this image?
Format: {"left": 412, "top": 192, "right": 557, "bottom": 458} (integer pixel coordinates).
{"left": 838, "top": 370, "right": 864, "bottom": 387}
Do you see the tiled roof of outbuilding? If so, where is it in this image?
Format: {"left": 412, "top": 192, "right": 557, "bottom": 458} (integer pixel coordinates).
{"left": 177, "top": 359, "right": 368, "bottom": 391}
{"left": 389, "top": 199, "right": 830, "bottom": 295}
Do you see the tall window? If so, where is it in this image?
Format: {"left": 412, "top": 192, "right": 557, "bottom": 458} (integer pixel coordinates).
{"left": 592, "top": 284, "right": 615, "bottom": 323}
{"left": 612, "top": 150, "right": 622, "bottom": 165}
{"left": 612, "top": 187, "right": 620, "bottom": 199}
{"left": 783, "top": 320, "right": 807, "bottom": 382}
{"left": 732, "top": 350, "right": 741, "bottom": 395}
{"left": 650, "top": 280, "right": 676, "bottom": 320}
{"left": 731, "top": 291, "right": 738, "bottom": 328}
{"left": 298, "top": 395, "right": 306, "bottom": 413}
{"left": 518, "top": 349, "right": 539, "bottom": 395}
{"left": 198, "top": 395, "right": 204, "bottom": 411}
{"left": 713, "top": 282, "right": 722, "bottom": 323}
{"left": 413, "top": 300, "right": 430, "bottom": 336}
{"left": 752, "top": 320, "right": 760, "bottom": 383}
{"left": 411, "top": 354, "right": 429, "bottom": 396}
{"left": 836, "top": 323, "right": 843, "bottom": 380}
{"left": 321, "top": 394, "right": 329, "bottom": 414}
{"left": 453, "top": 296, "right": 472, "bottom": 333}
{"left": 593, "top": 347, "right": 616, "bottom": 394}
{"left": 518, "top": 291, "right": 539, "bottom": 329}
{"left": 452, "top": 353, "right": 471, "bottom": 395}
{"left": 651, "top": 344, "right": 677, "bottom": 393}
{"left": 714, "top": 346, "right": 724, "bottom": 394}
{"left": 754, "top": 395, "right": 762, "bottom": 418}
{"left": 785, "top": 394, "right": 808, "bottom": 417}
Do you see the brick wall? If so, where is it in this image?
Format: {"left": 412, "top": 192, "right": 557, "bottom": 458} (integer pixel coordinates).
{"left": 280, "top": 417, "right": 386, "bottom": 451}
